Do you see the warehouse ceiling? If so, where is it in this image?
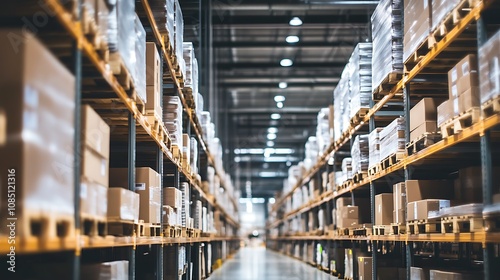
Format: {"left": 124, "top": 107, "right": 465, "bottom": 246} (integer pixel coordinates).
{"left": 182, "top": 0, "right": 378, "bottom": 198}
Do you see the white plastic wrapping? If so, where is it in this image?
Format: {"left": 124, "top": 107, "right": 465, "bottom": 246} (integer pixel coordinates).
{"left": 371, "top": 0, "right": 403, "bottom": 92}
{"left": 180, "top": 182, "right": 190, "bottom": 227}
{"left": 351, "top": 134, "right": 369, "bottom": 174}
{"left": 342, "top": 157, "right": 353, "bottom": 180}
{"left": 190, "top": 137, "right": 198, "bottom": 173}
{"left": 349, "top": 43, "right": 372, "bottom": 119}
{"left": 403, "top": 0, "right": 430, "bottom": 62}
{"left": 183, "top": 42, "right": 195, "bottom": 90}
{"left": 134, "top": 15, "right": 146, "bottom": 104}
{"left": 174, "top": 0, "right": 185, "bottom": 77}
{"left": 369, "top": 128, "right": 383, "bottom": 168}
{"left": 333, "top": 65, "right": 350, "bottom": 141}
{"left": 304, "top": 136, "right": 319, "bottom": 170}
{"left": 163, "top": 96, "right": 183, "bottom": 147}
{"left": 316, "top": 107, "right": 331, "bottom": 153}
{"left": 479, "top": 30, "right": 500, "bottom": 104}
{"left": 379, "top": 117, "right": 405, "bottom": 160}
{"left": 428, "top": 203, "right": 483, "bottom": 219}
{"left": 431, "top": 0, "right": 461, "bottom": 32}
{"left": 108, "top": 0, "right": 135, "bottom": 76}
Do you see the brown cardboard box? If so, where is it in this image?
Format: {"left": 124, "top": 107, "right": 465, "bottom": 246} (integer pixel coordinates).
{"left": 107, "top": 188, "right": 140, "bottom": 222}
{"left": 393, "top": 209, "right": 406, "bottom": 224}
{"left": 437, "top": 100, "right": 452, "bottom": 127}
{"left": 82, "top": 148, "right": 109, "bottom": 186}
{"left": 357, "top": 257, "right": 372, "bottom": 280}
{"left": 457, "top": 73, "right": 479, "bottom": 96}
{"left": 81, "top": 179, "right": 98, "bottom": 218}
{"left": 182, "top": 133, "right": 190, "bottom": 162}
{"left": 403, "top": 0, "right": 431, "bottom": 61}
{"left": 164, "top": 187, "right": 182, "bottom": 209}
{"left": 146, "top": 42, "right": 161, "bottom": 87}
{"left": 337, "top": 218, "right": 359, "bottom": 229}
{"left": 82, "top": 105, "right": 110, "bottom": 159}
{"left": 411, "top": 267, "right": 429, "bottom": 280}
{"left": 0, "top": 30, "right": 76, "bottom": 238}
{"left": 410, "top": 121, "right": 437, "bottom": 142}
{"left": 95, "top": 183, "right": 108, "bottom": 218}
{"left": 478, "top": 31, "right": 500, "bottom": 104}
{"left": 95, "top": 0, "right": 109, "bottom": 46}
{"left": 336, "top": 197, "right": 352, "bottom": 209}
{"left": 457, "top": 166, "right": 500, "bottom": 203}
{"left": 407, "top": 199, "right": 450, "bottom": 221}
{"left": 394, "top": 182, "right": 406, "bottom": 210}
{"left": 375, "top": 193, "right": 393, "bottom": 225}
{"left": 329, "top": 105, "right": 335, "bottom": 140}
{"left": 458, "top": 87, "right": 480, "bottom": 113}
{"left": 406, "top": 180, "right": 455, "bottom": 203}
{"left": 449, "top": 54, "right": 478, "bottom": 98}
{"left": 429, "top": 270, "right": 478, "bottom": 280}
{"left": 136, "top": 168, "right": 161, "bottom": 223}
{"left": 410, "top": 98, "right": 437, "bottom": 131}
{"left": 338, "top": 206, "right": 359, "bottom": 220}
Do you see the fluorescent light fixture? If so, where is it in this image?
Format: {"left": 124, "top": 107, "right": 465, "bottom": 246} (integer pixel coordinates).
{"left": 259, "top": 171, "right": 277, "bottom": 177}
{"left": 234, "top": 156, "right": 241, "bottom": 162}
{"left": 279, "top": 82, "right": 288, "bottom": 89}
{"left": 271, "top": 113, "right": 281, "bottom": 120}
{"left": 246, "top": 201, "right": 253, "bottom": 213}
{"left": 280, "top": 59, "right": 293, "bottom": 67}
{"left": 274, "top": 148, "right": 294, "bottom": 154}
{"left": 277, "top": 102, "right": 284, "bottom": 108}
{"left": 274, "top": 95, "right": 286, "bottom": 102}
{"left": 267, "top": 141, "right": 275, "bottom": 147}
{"left": 269, "top": 197, "right": 276, "bottom": 204}
{"left": 268, "top": 127, "right": 278, "bottom": 134}
{"left": 239, "top": 198, "right": 265, "bottom": 204}
{"left": 286, "top": 161, "right": 292, "bottom": 166}
{"left": 252, "top": 198, "right": 265, "bottom": 203}
{"left": 289, "top": 17, "right": 302, "bottom": 26}
{"left": 286, "top": 35, "right": 300, "bottom": 43}
{"left": 267, "top": 133, "right": 277, "bottom": 140}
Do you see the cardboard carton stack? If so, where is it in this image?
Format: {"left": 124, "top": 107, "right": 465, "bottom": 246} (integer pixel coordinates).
{"left": 410, "top": 98, "right": 438, "bottom": 142}
{"left": 393, "top": 183, "right": 406, "bottom": 224}
{"left": 375, "top": 193, "right": 394, "bottom": 225}
{"left": 335, "top": 198, "right": 359, "bottom": 228}
{"left": 163, "top": 95, "right": 183, "bottom": 153}
{"left": 368, "top": 128, "right": 383, "bottom": 169}
{"left": 164, "top": 187, "right": 182, "bottom": 226}
{"left": 145, "top": 42, "right": 162, "bottom": 119}
{"left": 431, "top": 0, "right": 461, "bottom": 32}
{"left": 351, "top": 135, "right": 369, "bottom": 175}
{"left": 379, "top": 117, "right": 406, "bottom": 160}
{"left": 479, "top": 29, "right": 500, "bottom": 105}
{"left": 403, "top": 0, "right": 431, "bottom": 62}
{"left": 405, "top": 180, "right": 453, "bottom": 221}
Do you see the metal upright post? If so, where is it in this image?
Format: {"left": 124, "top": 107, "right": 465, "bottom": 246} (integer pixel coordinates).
{"left": 128, "top": 112, "right": 136, "bottom": 280}
{"left": 157, "top": 146, "right": 164, "bottom": 280}
{"left": 369, "top": 80, "right": 377, "bottom": 280}
{"left": 403, "top": 85, "right": 412, "bottom": 280}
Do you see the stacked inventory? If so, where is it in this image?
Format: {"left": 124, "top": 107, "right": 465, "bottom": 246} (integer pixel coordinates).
{"left": 341, "top": 158, "right": 353, "bottom": 180}
{"left": 410, "top": 98, "right": 438, "bottom": 142}
{"left": 190, "top": 137, "right": 199, "bottom": 174}
{"left": 164, "top": 187, "right": 182, "bottom": 226}
{"left": 431, "top": 0, "right": 461, "bottom": 32}
{"left": 403, "top": 0, "right": 431, "bottom": 62}
{"left": 180, "top": 182, "right": 190, "bottom": 227}
{"left": 163, "top": 95, "right": 183, "bottom": 149}
{"left": 479, "top": 30, "right": 500, "bottom": 106}
{"left": 183, "top": 42, "right": 199, "bottom": 95}
{"left": 371, "top": 0, "right": 403, "bottom": 93}
{"left": 304, "top": 136, "right": 319, "bottom": 170}
{"left": 350, "top": 135, "right": 369, "bottom": 175}
{"left": 379, "top": 117, "right": 405, "bottom": 161}
{"left": 316, "top": 107, "right": 334, "bottom": 153}
{"left": 174, "top": 0, "right": 185, "bottom": 77}
{"left": 134, "top": 16, "right": 146, "bottom": 103}
{"left": 349, "top": 43, "right": 372, "bottom": 119}
{"left": 145, "top": 43, "right": 162, "bottom": 119}
{"left": 333, "top": 67, "right": 350, "bottom": 141}
{"left": 149, "top": 0, "right": 174, "bottom": 50}
{"left": 368, "top": 128, "right": 382, "bottom": 169}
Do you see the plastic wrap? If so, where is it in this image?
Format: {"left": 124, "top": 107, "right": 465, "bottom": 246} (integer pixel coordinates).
{"left": 428, "top": 203, "right": 483, "bottom": 219}
{"left": 304, "top": 136, "right": 319, "bottom": 169}
{"left": 163, "top": 96, "right": 183, "bottom": 147}
{"left": 190, "top": 137, "right": 198, "bottom": 173}
{"left": 371, "top": 0, "right": 403, "bottom": 92}
{"left": 196, "top": 93, "right": 204, "bottom": 118}
{"left": 349, "top": 43, "right": 372, "bottom": 119}
{"left": 351, "top": 134, "right": 369, "bottom": 174}
{"left": 109, "top": 0, "right": 135, "bottom": 76}
{"left": 431, "top": 0, "right": 461, "bottom": 32}
{"left": 342, "top": 157, "right": 353, "bottom": 180}
{"left": 174, "top": 0, "right": 185, "bottom": 77}
{"left": 403, "top": 0, "right": 431, "bottom": 62}
{"left": 180, "top": 182, "right": 190, "bottom": 227}
{"left": 107, "top": 188, "right": 140, "bottom": 222}
{"left": 183, "top": 42, "right": 195, "bottom": 90}
{"left": 379, "top": 117, "right": 405, "bottom": 160}
{"left": 333, "top": 65, "right": 350, "bottom": 141}
{"left": 479, "top": 30, "right": 500, "bottom": 104}
{"left": 134, "top": 15, "right": 146, "bottom": 103}
{"left": 316, "top": 107, "right": 331, "bottom": 153}
{"left": 82, "top": 260, "right": 129, "bottom": 280}
{"left": 368, "top": 128, "right": 383, "bottom": 168}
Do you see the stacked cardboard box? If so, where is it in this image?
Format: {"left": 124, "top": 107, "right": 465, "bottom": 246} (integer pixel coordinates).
{"left": 81, "top": 260, "right": 129, "bottom": 280}
{"left": 81, "top": 105, "right": 110, "bottom": 221}
{"left": 0, "top": 30, "right": 76, "bottom": 237}
{"left": 145, "top": 42, "right": 162, "bottom": 119}
{"left": 431, "top": 0, "right": 461, "bottom": 32}
{"left": 407, "top": 199, "right": 449, "bottom": 221}
{"left": 358, "top": 257, "right": 372, "bottom": 280}
{"left": 403, "top": 0, "right": 431, "bottom": 62}
{"left": 375, "top": 193, "right": 394, "bottom": 225}
{"left": 410, "top": 98, "right": 438, "bottom": 142}
{"left": 406, "top": 180, "right": 454, "bottom": 221}
{"left": 393, "top": 182, "right": 406, "bottom": 224}
{"left": 479, "top": 30, "right": 500, "bottom": 105}
{"left": 164, "top": 187, "right": 182, "bottom": 226}
{"left": 351, "top": 135, "right": 369, "bottom": 175}
{"left": 379, "top": 117, "right": 405, "bottom": 160}
{"left": 449, "top": 55, "right": 480, "bottom": 114}
{"left": 335, "top": 198, "right": 359, "bottom": 228}
{"left": 107, "top": 188, "right": 140, "bottom": 222}
{"left": 455, "top": 166, "right": 500, "bottom": 203}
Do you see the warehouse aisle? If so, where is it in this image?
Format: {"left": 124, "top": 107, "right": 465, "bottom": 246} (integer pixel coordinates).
{"left": 208, "top": 247, "right": 336, "bottom": 280}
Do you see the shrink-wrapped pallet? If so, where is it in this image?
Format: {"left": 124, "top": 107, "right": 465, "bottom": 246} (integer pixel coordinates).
{"left": 163, "top": 96, "right": 183, "bottom": 147}
{"left": 108, "top": 0, "right": 135, "bottom": 77}
{"left": 379, "top": 117, "right": 405, "bottom": 160}
{"left": 316, "top": 107, "right": 331, "bottom": 153}
{"left": 183, "top": 42, "right": 198, "bottom": 94}
{"left": 174, "top": 0, "right": 185, "bottom": 77}
{"left": 431, "top": 0, "right": 461, "bottom": 32}
{"left": 349, "top": 43, "right": 372, "bottom": 119}
{"left": 342, "top": 158, "right": 353, "bottom": 180}
{"left": 403, "top": 0, "right": 431, "bottom": 62}
{"left": 351, "top": 135, "right": 369, "bottom": 175}
{"left": 333, "top": 66, "right": 350, "bottom": 141}
{"left": 134, "top": 15, "right": 146, "bottom": 103}
{"left": 369, "top": 128, "right": 383, "bottom": 168}
{"left": 371, "top": 0, "right": 403, "bottom": 93}
{"left": 479, "top": 30, "right": 500, "bottom": 104}
{"left": 304, "top": 136, "right": 319, "bottom": 169}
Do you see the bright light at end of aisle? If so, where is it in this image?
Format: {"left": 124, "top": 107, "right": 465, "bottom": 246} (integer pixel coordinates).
{"left": 274, "top": 95, "right": 285, "bottom": 102}
{"left": 279, "top": 82, "right": 288, "bottom": 89}
{"left": 269, "top": 197, "right": 276, "bottom": 204}
{"left": 277, "top": 102, "right": 283, "bottom": 108}
{"left": 286, "top": 35, "right": 300, "bottom": 43}
{"left": 268, "top": 127, "right": 278, "bottom": 133}
{"left": 271, "top": 113, "right": 281, "bottom": 120}
{"left": 267, "top": 133, "right": 277, "bottom": 140}
{"left": 267, "top": 141, "right": 274, "bottom": 147}
{"left": 280, "top": 59, "right": 293, "bottom": 67}
{"left": 289, "top": 17, "right": 303, "bottom": 26}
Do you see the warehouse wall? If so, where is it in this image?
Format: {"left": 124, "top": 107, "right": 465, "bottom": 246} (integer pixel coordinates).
{"left": 239, "top": 200, "right": 267, "bottom": 236}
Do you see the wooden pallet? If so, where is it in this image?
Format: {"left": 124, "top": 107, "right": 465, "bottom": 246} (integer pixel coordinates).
{"left": 481, "top": 95, "right": 500, "bottom": 118}
{"left": 350, "top": 107, "right": 370, "bottom": 125}
{"left": 441, "top": 215, "right": 483, "bottom": 233}
{"left": 390, "top": 223, "right": 406, "bottom": 235}
{"left": 164, "top": 225, "right": 182, "bottom": 238}
{"left": 145, "top": 114, "right": 169, "bottom": 147}
{"left": 352, "top": 171, "right": 367, "bottom": 184}
{"left": 373, "top": 225, "right": 392, "bottom": 235}
{"left": 440, "top": 107, "right": 481, "bottom": 138}
{"left": 368, "top": 163, "right": 381, "bottom": 177}
{"left": 193, "top": 229, "right": 201, "bottom": 238}
{"left": 406, "top": 132, "right": 442, "bottom": 156}
{"left": 107, "top": 219, "right": 140, "bottom": 236}
{"left": 336, "top": 228, "right": 351, "bottom": 236}
{"left": 142, "top": 223, "right": 162, "bottom": 237}
{"left": 380, "top": 151, "right": 406, "bottom": 171}
{"left": 352, "top": 226, "right": 372, "bottom": 236}
{"left": 171, "top": 144, "right": 181, "bottom": 164}
{"left": 372, "top": 71, "right": 404, "bottom": 98}
{"left": 81, "top": 214, "right": 107, "bottom": 237}
{"left": 336, "top": 179, "right": 353, "bottom": 192}
{"left": 407, "top": 219, "right": 441, "bottom": 234}
{"left": 18, "top": 211, "right": 75, "bottom": 249}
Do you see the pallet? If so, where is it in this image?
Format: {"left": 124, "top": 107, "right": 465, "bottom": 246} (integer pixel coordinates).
{"left": 201, "top": 232, "right": 216, "bottom": 238}
{"left": 407, "top": 219, "right": 441, "bottom": 234}
{"left": 164, "top": 225, "right": 182, "bottom": 238}
{"left": 352, "top": 171, "right": 367, "bottom": 184}
{"left": 81, "top": 214, "right": 107, "bottom": 237}
{"left": 481, "top": 95, "right": 500, "bottom": 118}
{"left": 440, "top": 107, "right": 481, "bottom": 138}
{"left": 372, "top": 71, "right": 404, "bottom": 98}
{"left": 193, "top": 229, "right": 201, "bottom": 238}
{"left": 336, "top": 228, "right": 351, "bottom": 236}
{"left": 350, "top": 107, "right": 370, "bottom": 125}
{"left": 373, "top": 225, "right": 392, "bottom": 236}
{"left": 142, "top": 223, "right": 162, "bottom": 237}
{"left": 336, "top": 179, "right": 353, "bottom": 192}
{"left": 390, "top": 223, "right": 406, "bottom": 235}
{"left": 107, "top": 219, "right": 140, "bottom": 236}
{"left": 406, "top": 132, "right": 442, "bottom": 156}
{"left": 182, "top": 87, "right": 196, "bottom": 109}
{"left": 368, "top": 163, "right": 381, "bottom": 177}
{"left": 352, "top": 227, "right": 372, "bottom": 236}
{"left": 441, "top": 215, "right": 483, "bottom": 233}
{"left": 380, "top": 151, "right": 406, "bottom": 171}
{"left": 18, "top": 211, "right": 75, "bottom": 249}
{"left": 171, "top": 144, "right": 181, "bottom": 164}
{"left": 145, "top": 114, "right": 169, "bottom": 148}
{"left": 81, "top": 6, "right": 109, "bottom": 62}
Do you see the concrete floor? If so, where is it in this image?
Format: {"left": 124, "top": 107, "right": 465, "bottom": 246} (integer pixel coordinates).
{"left": 208, "top": 247, "right": 337, "bottom": 280}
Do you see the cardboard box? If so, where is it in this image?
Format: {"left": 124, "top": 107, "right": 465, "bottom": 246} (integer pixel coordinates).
{"left": 375, "top": 193, "right": 393, "bottom": 225}
{"left": 478, "top": 31, "right": 500, "bottom": 104}
{"left": 358, "top": 257, "right": 372, "bottom": 280}
{"left": 107, "top": 188, "right": 140, "bottom": 222}
{"left": 393, "top": 182, "right": 406, "bottom": 211}
{"left": 337, "top": 218, "right": 359, "bottom": 229}
{"left": 82, "top": 105, "right": 110, "bottom": 159}
{"left": 337, "top": 206, "right": 359, "bottom": 220}
{"left": 403, "top": 0, "right": 431, "bottom": 62}
{"left": 457, "top": 73, "right": 479, "bottom": 96}
{"left": 135, "top": 168, "right": 161, "bottom": 223}
{"left": 407, "top": 199, "right": 450, "bottom": 221}
{"left": 146, "top": 42, "right": 161, "bottom": 87}
{"left": 164, "top": 187, "right": 182, "bottom": 209}
{"left": 410, "top": 121, "right": 437, "bottom": 142}
{"left": 81, "top": 179, "right": 108, "bottom": 220}
{"left": 437, "top": 100, "right": 452, "bottom": 127}
{"left": 95, "top": 183, "right": 108, "bottom": 218}
{"left": 405, "top": 180, "right": 455, "bottom": 203}
{"left": 411, "top": 267, "right": 428, "bottom": 280}
{"left": 336, "top": 197, "right": 352, "bottom": 209}
{"left": 410, "top": 98, "right": 437, "bottom": 131}
{"left": 393, "top": 209, "right": 406, "bottom": 224}
{"left": 448, "top": 54, "right": 478, "bottom": 98}
{"left": 458, "top": 87, "right": 480, "bottom": 113}
{"left": 82, "top": 148, "right": 109, "bottom": 186}
{"left": 429, "top": 270, "right": 477, "bottom": 280}
{"left": 457, "top": 166, "right": 500, "bottom": 203}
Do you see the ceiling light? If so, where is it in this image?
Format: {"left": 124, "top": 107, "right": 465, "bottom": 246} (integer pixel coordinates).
{"left": 286, "top": 35, "right": 300, "bottom": 43}
{"left": 268, "top": 127, "right": 278, "bottom": 134}
{"left": 279, "top": 82, "right": 288, "bottom": 89}
{"left": 280, "top": 59, "right": 293, "bottom": 67}
{"left": 269, "top": 197, "right": 276, "bottom": 204}
{"left": 274, "top": 95, "right": 286, "bottom": 102}
{"left": 267, "top": 133, "right": 277, "bottom": 140}
{"left": 271, "top": 113, "right": 281, "bottom": 120}
{"left": 267, "top": 141, "right": 275, "bottom": 147}
{"left": 289, "top": 17, "right": 302, "bottom": 26}
{"left": 277, "top": 102, "right": 284, "bottom": 108}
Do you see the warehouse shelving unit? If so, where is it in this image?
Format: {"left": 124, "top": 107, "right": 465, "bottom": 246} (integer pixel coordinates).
{"left": 0, "top": 0, "right": 240, "bottom": 279}
{"left": 267, "top": 0, "right": 500, "bottom": 279}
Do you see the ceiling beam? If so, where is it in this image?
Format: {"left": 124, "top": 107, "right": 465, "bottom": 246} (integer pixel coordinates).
{"left": 213, "top": 41, "right": 356, "bottom": 48}
{"left": 217, "top": 62, "right": 345, "bottom": 69}
{"left": 212, "top": 3, "right": 378, "bottom": 12}
{"left": 219, "top": 82, "right": 336, "bottom": 88}
{"left": 226, "top": 107, "right": 323, "bottom": 113}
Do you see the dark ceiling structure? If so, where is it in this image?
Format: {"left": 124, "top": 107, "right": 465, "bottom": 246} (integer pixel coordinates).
{"left": 182, "top": 0, "right": 378, "bottom": 198}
